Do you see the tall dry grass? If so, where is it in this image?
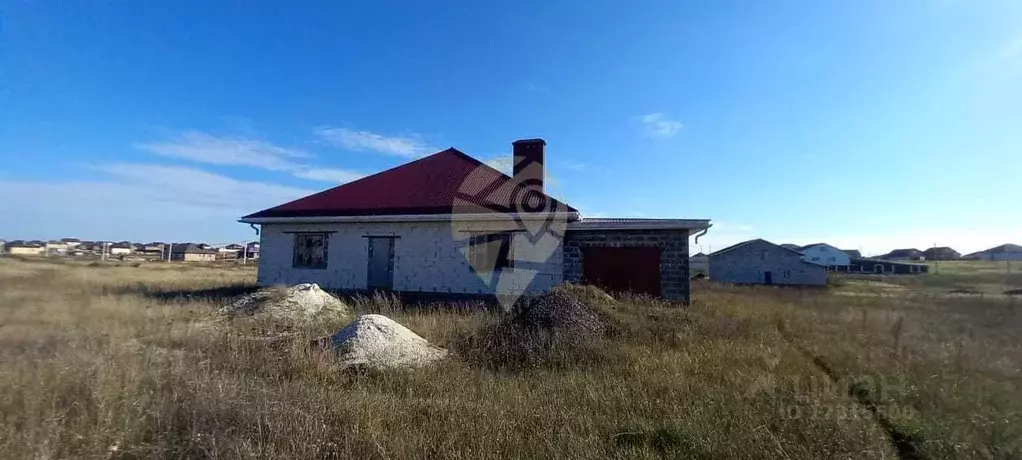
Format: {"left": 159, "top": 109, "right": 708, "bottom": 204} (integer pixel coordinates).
{"left": 715, "top": 281, "right": 1022, "bottom": 459}
{"left": 0, "top": 258, "right": 1017, "bottom": 459}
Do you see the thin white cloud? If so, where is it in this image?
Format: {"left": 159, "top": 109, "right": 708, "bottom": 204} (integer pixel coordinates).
{"left": 94, "top": 163, "right": 313, "bottom": 210}
{"left": 557, "top": 160, "right": 587, "bottom": 171}
{"left": 484, "top": 157, "right": 514, "bottom": 175}
{"left": 990, "top": 34, "right": 1022, "bottom": 82}
{"left": 713, "top": 221, "right": 757, "bottom": 233}
{"left": 639, "top": 113, "right": 684, "bottom": 139}
{"left": 134, "top": 130, "right": 364, "bottom": 184}
{"left": 952, "top": 32, "right": 1022, "bottom": 88}
{"left": 525, "top": 83, "right": 552, "bottom": 94}
{"left": 0, "top": 165, "right": 314, "bottom": 242}
{"left": 134, "top": 131, "right": 309, "bottom": 171}
{"left": 315, "top": 127, "right": 434, "bottom": 158}
{"left": 291, "top": 168, "right": 366, "bottom": 184}
{"left": 993, "top": 34, "right": 1022, "bottom": 61}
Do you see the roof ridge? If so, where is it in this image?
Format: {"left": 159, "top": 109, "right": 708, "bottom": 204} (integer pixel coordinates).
{"left": 266, "top": 148, "right": 463, "bottom": 211}
{"left": 709, "top": 238, "right": 761, "bottom": 256}
{"left": 710, "top": 238, "right": 805, "bottom": 257}
{"left": 242, "top": 147, "right": 577, "bottom": 219}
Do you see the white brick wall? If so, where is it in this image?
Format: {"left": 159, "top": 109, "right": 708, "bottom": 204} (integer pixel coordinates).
{"left": 256, "top": 220, "right": 564, "bottom": 295}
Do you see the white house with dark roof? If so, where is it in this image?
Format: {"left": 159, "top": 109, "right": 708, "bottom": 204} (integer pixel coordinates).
{"left": 798, "top": 243, "right": 851, "bottom": 269}
{"left": 240, "top": 138, "right": 711, "bottom": 302}
{"left": 60, "top": 238, "right": 82, "bottom": 248}
{"left": 709, "top": 239, "right": 827, "bottom": 286}
{"left": 5, "top": 240, "right": 45, "bottom": 256}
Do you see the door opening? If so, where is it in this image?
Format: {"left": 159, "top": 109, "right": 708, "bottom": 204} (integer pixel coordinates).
{"left": 367, "top": 237, "right": 395, "bottom": 290}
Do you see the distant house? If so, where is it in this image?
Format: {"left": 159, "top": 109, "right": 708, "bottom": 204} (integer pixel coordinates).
{"left": 60, "top": 238, "right": 82, "bottom": 248}
{"left": 245, "top": 242, "right": 260, "bottom": 260}
{"left": 962, "top": 244, "right": 1022, "bottom": 261}
{"left": 799, "top": 243, "right": 851, "bottom": 270}
{"left": 170, "top": 243, "right": 218, "bottom": 262}
{"left": 45, "top": 241, "right": 69, "bottom": 255}
{"left": 879, "top": 248, "right": 925, "bottom": 261}
{"left": 6, "top": 241, "right": 45, "bottom": 256}
{"left": 849, "top": 258, "right": 928, "bottom": 275}
{"left": 922, "top": 247, "right": 960, "bottom": 261}
{"left": 709, "top": 239, "right": 827, "bottom": 286}
{"left": 108, "top": 242, "right": 133, "bottom": 255}
{"left": 217, "top": 244, "right": 245, "bottom": 260}
{"left": 690, "top": 252, "right": 709, "bottom": 277}
{"left": 218, "top": 244, "right": 241, "bottom": 254}
{"left": 842, "top": 249, "right": 862, "bottom": 258}
{"left": 139, "top": 243, "right": 166, "bottom": 256}
{"left": 779, "top": 244, "right": 802, "bottom": 251}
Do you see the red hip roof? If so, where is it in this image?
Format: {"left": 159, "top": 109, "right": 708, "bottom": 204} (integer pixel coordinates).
{"left": 243, "top": 148, "right": 576, "bottom": 219}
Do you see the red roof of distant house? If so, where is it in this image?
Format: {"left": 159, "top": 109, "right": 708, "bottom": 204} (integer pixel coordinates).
{"left": 243, "top": 148, "right": 576, "bottom": 219}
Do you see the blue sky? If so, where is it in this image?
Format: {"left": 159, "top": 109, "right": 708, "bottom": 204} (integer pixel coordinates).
{"left": 1, "top": 1, "right": 1020, "bottom": 255}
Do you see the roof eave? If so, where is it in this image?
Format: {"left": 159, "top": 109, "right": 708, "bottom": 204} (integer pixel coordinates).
{"left": 566, "top": 218, "right": 711, "bottom": 231}
{"left": 240, "top": 211, "right": 582, "bottom": 225}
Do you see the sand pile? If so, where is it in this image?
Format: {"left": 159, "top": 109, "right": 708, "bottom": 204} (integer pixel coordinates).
{"left": 329, "top": 314, "right": 447, "bottom": 369}
{"left": 220, "top": 283, "right": 350, "bottom": 321}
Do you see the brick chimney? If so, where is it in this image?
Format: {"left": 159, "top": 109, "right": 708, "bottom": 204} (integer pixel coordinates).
{"left": 512, "top": 138, "right": 545, "bottom": 192}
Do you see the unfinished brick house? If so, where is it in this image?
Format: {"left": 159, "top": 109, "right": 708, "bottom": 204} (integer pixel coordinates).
{"left": 709, "top": 239, "right": 828, "bottom": 286}
{"left": 240, "top": 139, "right": 710, "bottom": 302}
{"left": 170, "top": 243, "right": 218, "bottom": 262}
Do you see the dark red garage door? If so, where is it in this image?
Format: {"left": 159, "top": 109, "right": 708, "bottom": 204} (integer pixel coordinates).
{"left": 582, "top": 246, "right": 661, "bottom": 296}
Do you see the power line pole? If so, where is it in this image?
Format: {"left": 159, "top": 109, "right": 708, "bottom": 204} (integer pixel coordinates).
{"left": 242, "top": 241, "right": 248, "bottom": 265}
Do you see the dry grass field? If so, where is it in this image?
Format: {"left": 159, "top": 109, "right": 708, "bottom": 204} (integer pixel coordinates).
{"left": 1, "top": 257, "right": 1019, "bottom": 459}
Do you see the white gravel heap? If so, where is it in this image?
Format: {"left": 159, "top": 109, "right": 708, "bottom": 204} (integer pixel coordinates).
{"left": 220, "top": 283, "right": 350, "bottom": 321}
{"left": 330, "top": 314, "right": 447, "bottom": 369}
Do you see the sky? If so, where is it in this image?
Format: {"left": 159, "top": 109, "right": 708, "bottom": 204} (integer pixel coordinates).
{"left": 1, "top": 1, "right": 1020, "bottom": 255}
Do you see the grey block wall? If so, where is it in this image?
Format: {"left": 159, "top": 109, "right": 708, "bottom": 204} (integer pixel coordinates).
{"left": 562, "top": 229, "right": 692, "bottom": 303}
{"left": 709, "top": 239, "right": 827, "bottom": 286}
